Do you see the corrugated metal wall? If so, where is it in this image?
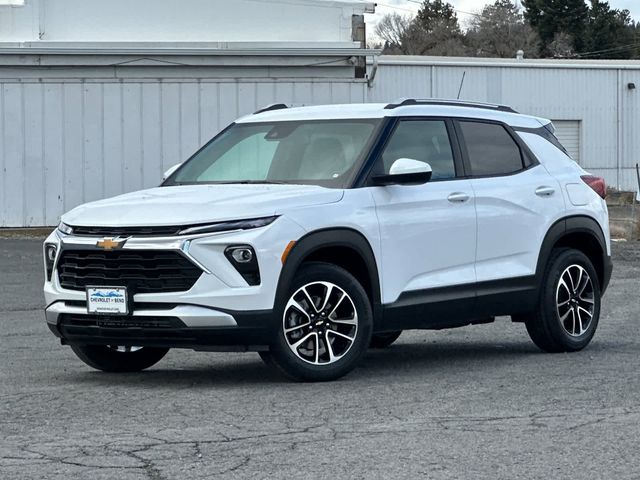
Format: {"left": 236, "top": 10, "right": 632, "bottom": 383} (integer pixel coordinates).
{"left": 1, "top": 57, "right": 640, "bottom": 227}
{"left": 554, "top": 121, "right": 581, "bottom": 163}
{"left": 0, "top": 78, "right": 366, "bottom": 227}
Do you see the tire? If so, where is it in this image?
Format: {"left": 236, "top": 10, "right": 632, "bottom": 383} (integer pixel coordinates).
{"left": 264, "top": 262, "right": 373, "bottom": 382}
{"left": 370, "top": 331, "right": 402, "bottom": 349}
{"left": 70, "top": 345, "right": 169, "bottom": 372}
{"left": 523, "top": 248, "right": 601, "bottom": 353}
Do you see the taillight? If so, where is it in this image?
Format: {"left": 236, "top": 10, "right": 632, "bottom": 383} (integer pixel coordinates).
{"left": 581, "top": 175, "right": 607, "bottom": 199}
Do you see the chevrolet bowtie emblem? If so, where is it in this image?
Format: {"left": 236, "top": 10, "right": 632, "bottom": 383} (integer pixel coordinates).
{"left": 96, "top": 238, "right": 126, "bottom": 250}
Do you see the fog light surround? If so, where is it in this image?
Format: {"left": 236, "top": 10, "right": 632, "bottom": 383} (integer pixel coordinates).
{"left": 225, "top": 245, "right": 260, "bottom": 286}
{"left": 44, "top": 244, "right": 57, "bottom": 281}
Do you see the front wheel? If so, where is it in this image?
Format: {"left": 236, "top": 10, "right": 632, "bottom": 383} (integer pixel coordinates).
{"left": 523, "top": 248, "right": 601, "bottom": 353}
{"left": 70, "top": 345, "right": 169, "bottom": 372}
{"left": 263, "top": 262, "right": 373, "bottom": 382}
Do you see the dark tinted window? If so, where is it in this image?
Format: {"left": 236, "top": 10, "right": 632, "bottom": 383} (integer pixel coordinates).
{"left": 380, "top": 120, "right": 456, "bottom": 180}
{"left": 459, "top": 121, "right": 524, "bottom": 176}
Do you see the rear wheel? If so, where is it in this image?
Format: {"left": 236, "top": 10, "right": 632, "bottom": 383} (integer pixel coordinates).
{"left": 370, "top": 331, "right": 402, "bottom": 349}
{"left": 70, "top": 345, "right": 169, "bottom": 372}
{"left": 523, "top": 248, "right": 601, "bottom": 353}
{"left": 262, "top": 262, "right": 373, "bottom": 382}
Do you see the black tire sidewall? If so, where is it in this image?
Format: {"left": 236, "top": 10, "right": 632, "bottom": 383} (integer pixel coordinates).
{"left": 540, "top": 249, "right": 601, "bottom": 351}
{"left": 269, "top": 262, "right": 373, "bottom": 382}
{"left": 71, "top": 345, "right": 169, "bottom": 372}
{"left": 370, "top": 331, "right": 402, "bottom": 349}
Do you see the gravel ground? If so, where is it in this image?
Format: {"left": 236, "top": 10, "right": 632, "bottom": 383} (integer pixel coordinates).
{"left": 1, "top": 238, "right": 639, "bottom": 479}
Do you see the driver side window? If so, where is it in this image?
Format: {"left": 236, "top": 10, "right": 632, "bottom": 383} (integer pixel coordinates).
{"left": 380, "top": 120, "right": 456, "bottom": 181}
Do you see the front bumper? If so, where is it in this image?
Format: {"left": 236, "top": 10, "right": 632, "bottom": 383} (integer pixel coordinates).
{"left": 43, "top": 218, "right": 306, "bottom": 350}
{"left": 46, "top": 301, "right": 274, "bottom": 351}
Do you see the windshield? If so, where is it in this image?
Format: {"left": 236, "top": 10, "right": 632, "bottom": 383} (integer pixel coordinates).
{"left": 165, "top": 119, "right": 381, "bottom": 188}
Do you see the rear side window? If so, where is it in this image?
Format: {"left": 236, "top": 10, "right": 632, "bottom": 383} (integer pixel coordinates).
{"left": 459, "top": 121, "right": 524, "bottom": 176}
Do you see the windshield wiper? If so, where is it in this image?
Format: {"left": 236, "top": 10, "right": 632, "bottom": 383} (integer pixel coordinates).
{"left": 227, "top": 180, "right": 290, "bottom": 185}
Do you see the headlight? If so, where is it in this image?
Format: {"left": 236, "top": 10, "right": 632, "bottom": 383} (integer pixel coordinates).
{"left": 57, "top": 222, "right": 73, "bottom": 235}
{"left": 178, "top": 216, "right": 278, "bottom": 236}
{"left": 44, "top": 244, "right": 57, "bottom": 281}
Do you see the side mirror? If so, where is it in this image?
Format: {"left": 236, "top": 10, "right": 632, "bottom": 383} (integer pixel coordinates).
{"left": 162, "top": 163, "right": 182, "bottom": 182}
{"left": 372, "top": 158, "right": 433, "bottom": 186}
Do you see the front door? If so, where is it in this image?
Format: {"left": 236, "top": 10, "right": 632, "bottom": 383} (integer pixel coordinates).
{"left": 367, "top": 118, "right": 477, "bottom": 328}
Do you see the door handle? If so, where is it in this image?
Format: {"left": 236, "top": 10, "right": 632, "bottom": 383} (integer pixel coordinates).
{"left": 535, "top": 186, "right": 555, "bottom": 197}
{"left": 447, "top": 192, "right": 470, "bottom": 203}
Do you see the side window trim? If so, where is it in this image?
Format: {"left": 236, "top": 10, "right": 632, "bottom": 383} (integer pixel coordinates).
{"left": 363, "top": 116, "right": 467, "bottom": 186}
{"left": 453, "top": 118, "right": 540, "bottom": 179}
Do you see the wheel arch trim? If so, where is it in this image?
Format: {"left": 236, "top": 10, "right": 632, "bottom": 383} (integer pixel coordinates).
{"left": 274, "top": 227, "right": 382, "bottom": 325}
{"left": 536, "top": 215, "right": 610, "bottom": 292}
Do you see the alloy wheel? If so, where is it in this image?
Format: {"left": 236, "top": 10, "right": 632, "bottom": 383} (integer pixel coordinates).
{"left": 556, "top": 264, "right": 595, "bottom": 337}
{"left": 283, "top": 281, "right": 358, "bottom": 365}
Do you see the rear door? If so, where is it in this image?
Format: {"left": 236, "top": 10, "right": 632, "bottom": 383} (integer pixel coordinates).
{"left": 455, "top": 119, "right": 565, "bottom": 289}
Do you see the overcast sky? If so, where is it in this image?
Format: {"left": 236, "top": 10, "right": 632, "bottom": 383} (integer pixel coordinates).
{"left": 368, "top": 0, "right": 640, "bottom": 30}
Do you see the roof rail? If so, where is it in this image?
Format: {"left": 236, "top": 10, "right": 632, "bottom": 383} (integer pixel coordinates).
{"left": 253, "top": 103, "right": 289, "bottom": 115}
{"left": 384, "top": 98, "right": 518, "bottom": 114}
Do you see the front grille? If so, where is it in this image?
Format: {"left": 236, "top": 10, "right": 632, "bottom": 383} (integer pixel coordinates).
{"left": 71, "top": 225, "right": 187, "bottom": 237}
{"left": 57, "top": 250, "right": 203, "bottom": 293}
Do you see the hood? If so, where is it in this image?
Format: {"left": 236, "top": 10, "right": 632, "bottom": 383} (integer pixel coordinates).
{"left": 62, "top": 184, "right": 344, "bottom": 227}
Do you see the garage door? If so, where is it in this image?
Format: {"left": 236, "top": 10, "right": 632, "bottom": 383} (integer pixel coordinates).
{"left": 553, "top": 120, "right": 581, "bottom": 163}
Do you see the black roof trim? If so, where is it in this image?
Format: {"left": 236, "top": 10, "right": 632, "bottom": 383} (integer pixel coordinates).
{"left": 384, "top": 98, "right": 518, "bottom": 114}
{"left": 253, "top": 103, "right": 289, "bottom": 115}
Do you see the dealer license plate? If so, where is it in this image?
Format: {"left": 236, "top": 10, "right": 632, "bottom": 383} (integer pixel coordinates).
{"left": 86, "top": 287, "right": 129, "bottom": 315}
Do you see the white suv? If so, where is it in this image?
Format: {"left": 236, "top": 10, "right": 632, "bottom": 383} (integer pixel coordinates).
{"left": 43, "top": 99, "right": 613, "bottom": 381}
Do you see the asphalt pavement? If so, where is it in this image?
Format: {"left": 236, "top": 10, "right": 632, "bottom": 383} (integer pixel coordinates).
{"left": 1, "top": 238, "right": 639, "bottom": 479}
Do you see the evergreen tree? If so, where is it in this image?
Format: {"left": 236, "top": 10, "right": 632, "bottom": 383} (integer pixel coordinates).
{"left": 411, "top": 0, "right": 467, "bottom": 56}
{"left": 416, "top": 0, "right": 461, "bottom": 34}
{"left": 583, "top": 1, "right": 635, "bottom": 59}
{"left": 523, "top": 0, "right": 589, "bottom": 54}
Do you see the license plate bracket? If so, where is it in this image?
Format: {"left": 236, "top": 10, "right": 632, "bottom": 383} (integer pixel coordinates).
{"left": 86, "top": 286, "right": 129, "bottom": 315}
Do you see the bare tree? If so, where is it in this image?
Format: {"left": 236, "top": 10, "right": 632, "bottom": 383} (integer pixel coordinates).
{"left": 548, "top": 32, "right": 575, "bottom": 58}
{"left": 466, "top": 0, "right": 540, "bottom": 58}
{"left": 375, "top": 2, "right": 468, "bottom": 56}
{"left": 375, "top": 13, "right": 413, "bottom": 53}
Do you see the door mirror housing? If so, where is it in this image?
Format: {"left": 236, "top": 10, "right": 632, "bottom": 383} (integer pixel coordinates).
{"left": 162, "top": 163, "right": 182, "bottom": 182}
{"left": 372, "top": 158, "right": 433, "bottom": 186}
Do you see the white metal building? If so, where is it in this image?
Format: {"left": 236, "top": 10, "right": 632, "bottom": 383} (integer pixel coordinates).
{"left": 1, "top": 0, "right": 639, "bottom": 227}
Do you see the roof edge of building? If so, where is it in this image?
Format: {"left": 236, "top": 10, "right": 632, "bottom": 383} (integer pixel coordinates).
{"left": 373, "top": 55, "right": 640, "bottom": 70}
{"left": 0, "top": 41, "right": 381, "bottom": 57}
